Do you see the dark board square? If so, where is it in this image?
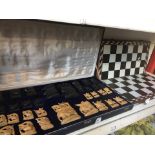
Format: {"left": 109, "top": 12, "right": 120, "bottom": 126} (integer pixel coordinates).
{"left": 136, "top": 90, "right": 147, "bottom": 96}
{"left": 133, "top": 45, "right": 138, "bottom": 53}
{"left": 122, "top": 45, "right": 128, "bottom": 53}
{"left": 143, "top": 82, "right": 153, "bottom": 87}
{"left": 101, "top": 71, "right": 108, "bottom": 80}
{"left": 130, "top": 74, "right": 137, "bottom": 78}
{"left": 121, "top": 62, "right": 126, "bottom": 69}
{"left": 116, "top": 54, "right": 122, "bottom": 62}
{"left": 114, "top": 70, "right": 120, "bottom": 78}
{"left": 122, "top": 77, "right": 130, "bottom": 81}
{"left": 122, "top": 93, "right": 135, "bottom": 100}
{"left": 137, "top": 53, "right": 142, "bottom": 60}
{"left": 103, "top": 54, "right": 110, "bottom": 63}
{"left": 149, "top": 87, "right": 155, "bottom": 93}
{"left": 109, "top": 62, "right": 115, "bottom": 70}
{"left": 125, "top": 69, "right": 130, "bottom": 76}
{"left": 133, "top": 84, "right": 144, "bottom": 89}
{"left": 127, "top": 53, "right": 132, "bottom": 61}
{"left": 108, "top": 83, "right": 119, "bottom": 89}
{"left": 121, "top": 81, "right": 131, "bottom": 86}
{"left": 131, "top": 61, "right": 136, "bottom": 68}
{"left": 142, "top": 77, "right": 149, "bottom": 81}
{"left": 140, "top": 60, "right": 146, "bottom": 67}
{"left": 142, "top": 45, "right": 147, "bottom": 53}
{"left": 110, "top": 78, "right": 119, "bottom": 83}
{"left": 111, "top": 45, "right": 117, "bottom": 54}
{"left": 135, "top": 68, "right": 140, "bottom": 74}
{"left": 132, "top": 79, "right": 142, "bottom": 83}
{"left": 122, "top": 86, "right": 133, "bottom": 92}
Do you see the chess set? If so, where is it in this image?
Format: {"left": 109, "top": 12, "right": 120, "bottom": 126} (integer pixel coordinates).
{"left": 0, "top": 77, "right": 133, "bottom": 135}
{"left": 0, "top": 20, "right": 135, "bottom": 135}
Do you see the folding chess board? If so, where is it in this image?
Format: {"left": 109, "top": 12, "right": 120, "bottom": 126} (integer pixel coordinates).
{"left": 96, "top": 40, "right": 154, "bottom": 104}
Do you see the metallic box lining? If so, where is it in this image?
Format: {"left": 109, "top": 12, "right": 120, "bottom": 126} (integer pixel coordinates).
{"left": 0, "top": 20, "right": 102, "bottom": 91}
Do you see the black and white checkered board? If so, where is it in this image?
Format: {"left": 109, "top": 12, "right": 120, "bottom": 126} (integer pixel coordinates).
{"left": 96, "top": 40, "right": 150, "bottom": 80}
{"left": 103, "top": 73, "right": 155, "bottom": 104}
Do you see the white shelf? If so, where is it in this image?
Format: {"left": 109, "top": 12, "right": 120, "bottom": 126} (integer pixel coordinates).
{"left": 44, "top": 1, "right": 155, "bottom": 33}
{"left": 70, "top": 98, "right": 155, "bottom": 135}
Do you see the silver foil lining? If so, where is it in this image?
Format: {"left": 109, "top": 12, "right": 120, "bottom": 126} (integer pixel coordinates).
{"left": 0, "top": 20, "right": 102, "bottom": 91}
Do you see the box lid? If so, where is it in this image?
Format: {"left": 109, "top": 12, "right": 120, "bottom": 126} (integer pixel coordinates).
{"left": 0, "top": 20, "right": 103, "bottom": 91}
